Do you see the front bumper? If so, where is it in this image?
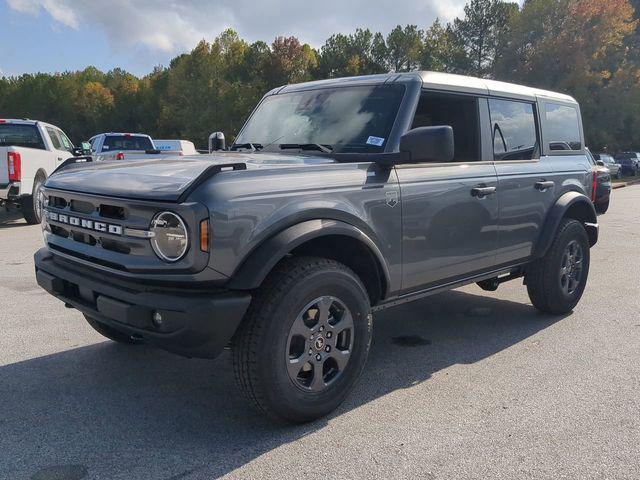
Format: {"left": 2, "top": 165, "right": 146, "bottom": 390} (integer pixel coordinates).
{"left": 35, "top": 248, "right": 251, "bottom": 358}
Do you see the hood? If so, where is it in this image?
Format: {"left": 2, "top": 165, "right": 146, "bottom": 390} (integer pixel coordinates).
{"left": 44, "top": 152, "right": 336, "bottom": 201}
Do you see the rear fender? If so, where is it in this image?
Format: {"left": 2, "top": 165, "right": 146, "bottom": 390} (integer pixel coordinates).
{"left": 534, "top": 191, "right": 598, "bottom": 258}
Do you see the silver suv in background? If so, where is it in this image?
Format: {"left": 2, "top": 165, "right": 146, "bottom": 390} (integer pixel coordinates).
{"left": 88, "top": 133, "right": 158, "bottom": 162}
{"left": 593, "top": 153, "right": 622, "bottom": 179}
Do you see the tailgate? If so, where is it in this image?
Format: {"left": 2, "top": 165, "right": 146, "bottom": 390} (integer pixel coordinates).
{"left": 0, "top": 147, "right": 9, "bottom": 185}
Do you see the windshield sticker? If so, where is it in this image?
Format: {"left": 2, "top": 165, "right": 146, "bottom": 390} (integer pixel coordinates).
{"left": 366, "top": 136, "right": 385, "bottom": 147}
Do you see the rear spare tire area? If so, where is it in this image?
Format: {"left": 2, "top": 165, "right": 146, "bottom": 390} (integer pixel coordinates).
{"left": 525, "top": 218, "right": 590, "bottom": 314}
{"left": 232, "top": 256, "right": 372, "bottom": 423}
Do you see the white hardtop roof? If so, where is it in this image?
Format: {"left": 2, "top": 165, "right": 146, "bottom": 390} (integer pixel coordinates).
{"left": 417, "top": 71, "right": 576, "bottom": 103}
{"left": 277, "top": 71, "right": 577, "bottom": 104}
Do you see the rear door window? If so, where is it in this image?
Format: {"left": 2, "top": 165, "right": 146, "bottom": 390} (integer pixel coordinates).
{"left": 489, "top": 99, "right": 539, "bottom": 160}
{"left": 46, "top": 127, "right": 63, "bottom": 150}
{"left": 544, "top": 103, "right": 582, "bottom": 152}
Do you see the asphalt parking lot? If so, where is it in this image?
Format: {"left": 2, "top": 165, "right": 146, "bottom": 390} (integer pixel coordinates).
{"left": 1, "top": 186, "right": 639, "bottom": 480}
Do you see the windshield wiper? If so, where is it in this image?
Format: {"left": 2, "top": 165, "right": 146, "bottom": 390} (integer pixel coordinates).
{"left": 231, "top": 142, "right": 263, "bottom": 152}
{"left": 279, "top": 143, "right": 333, "bottom": 153}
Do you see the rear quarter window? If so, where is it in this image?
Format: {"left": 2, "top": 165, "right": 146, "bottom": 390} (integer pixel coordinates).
{"left": 544, "top": 103, "right": 582, "bottom": 152}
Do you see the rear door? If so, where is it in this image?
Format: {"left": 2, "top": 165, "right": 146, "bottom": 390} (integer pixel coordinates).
{"left": 489, "top": 97, "right": 557, "bottom": 265}
{"left": 396, "top": 91, "right": 499, "bottom": 291}
{"left": 44, "top": 126, "right": 71, "bottom": 171}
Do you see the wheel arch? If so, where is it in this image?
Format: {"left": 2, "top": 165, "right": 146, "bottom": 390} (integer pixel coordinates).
{"left": 228, "top": 219, "right": 391, "bottom": 305}
{"left": 534, "top": 191, "right": 598, "bottom": 259}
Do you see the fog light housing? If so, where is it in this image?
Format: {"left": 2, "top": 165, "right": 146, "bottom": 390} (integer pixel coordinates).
{"left": 150, "top": 211, "right": 189, "bottom": 262}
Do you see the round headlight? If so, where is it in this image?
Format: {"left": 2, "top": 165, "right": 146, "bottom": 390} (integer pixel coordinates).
{"left": 150, "top": 212, "right": 189, "bottom": 262}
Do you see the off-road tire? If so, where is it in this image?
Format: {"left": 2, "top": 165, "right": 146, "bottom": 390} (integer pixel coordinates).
{"left": 22, "top": 176, "right": 45, "bottom": 225}
{"left": 84, "top": 315, "right": 144, "bottom": 344}
{"left": 525, "top": 219, "right": 590, "bottom": 314}
{"left": 232, "top": 256, "right": 372, "bottom": 423}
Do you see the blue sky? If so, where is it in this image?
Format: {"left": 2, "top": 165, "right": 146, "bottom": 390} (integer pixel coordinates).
{"left": 0, "top": 0, "right": 470, "bottom": 78}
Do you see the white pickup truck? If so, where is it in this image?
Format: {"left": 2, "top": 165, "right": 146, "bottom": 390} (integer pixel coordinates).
{"left": 1, "top": 119, "right": 82, "bottom": 224}
{"left": 88, "top": 133, "right": 168, "bottom": 161}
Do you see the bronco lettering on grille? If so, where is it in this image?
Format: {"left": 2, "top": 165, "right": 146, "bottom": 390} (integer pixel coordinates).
{"left": 44, "top": 210, "right": 123, "bottom": 236}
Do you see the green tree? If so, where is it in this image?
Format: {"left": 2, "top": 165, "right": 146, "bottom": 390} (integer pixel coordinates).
{"left": 453, "top": 0, "right": 518, "bottom": 77}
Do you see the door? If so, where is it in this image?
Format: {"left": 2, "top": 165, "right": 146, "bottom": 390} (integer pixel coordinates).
{"left": 489, "top": 98, "right": 556, "bottom": 265}
{"left": 397, "top": 91, "right": 499, "bottom": 291}
{"left": 45, "top": 126, "right": 71, "bottom": 171}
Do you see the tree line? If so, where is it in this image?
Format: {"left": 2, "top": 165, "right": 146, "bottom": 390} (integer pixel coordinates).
{"left": 1, "top": 0, "right": 638, "bottom": 152}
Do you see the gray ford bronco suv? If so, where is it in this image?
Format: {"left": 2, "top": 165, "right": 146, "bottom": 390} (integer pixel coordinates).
{"left": 35, "top": 72, "right": 599, "bottom": 423}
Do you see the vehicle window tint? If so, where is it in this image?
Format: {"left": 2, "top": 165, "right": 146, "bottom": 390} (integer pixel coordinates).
{"left": 0, "top": 124, "right": 45, "bottom": 149}
{"left": 235, "top": 85, "right": 405, "bottom": 153}
{"left": 57, "top": 129, "right": 73, "bottom": 150}
{"left": 489, "top": 99, "right": 538, "bottom": 161}
{"left": 545, "top": 103, "right": 582, "bottom": 151}
{"left": 46, "top": 127, "right": 63, "bottom": 150}
{"left": 103, "top": 135, "right": 154, "bottom": 151}
{"left": 412, "top": 92, "right": 480, "bottom": 162}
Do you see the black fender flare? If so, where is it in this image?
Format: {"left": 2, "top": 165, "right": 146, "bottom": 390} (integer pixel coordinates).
{"left": 534, "top": 191, "right": 598, "bottom": 258}
{"left": 228, "top": 219, "right": 391, "bottom": 293}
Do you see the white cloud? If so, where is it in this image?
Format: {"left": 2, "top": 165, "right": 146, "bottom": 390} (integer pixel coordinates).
{"left": 7, "top": 0, "right": 469, "bottom": 55}
{"left": 7, "top": 0, "right": 79, "bottom": 28}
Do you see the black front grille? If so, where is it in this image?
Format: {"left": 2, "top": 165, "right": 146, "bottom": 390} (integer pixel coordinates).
{"left": 43, "top": 188, "right": 154, "bottom": 260}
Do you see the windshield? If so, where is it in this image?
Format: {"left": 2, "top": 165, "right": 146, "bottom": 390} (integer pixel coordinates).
{"left": 0, "top": 124, "right": 46, "bottom": 150}
{"left": 235, "top": 85, "right": 405, "bottom": 153}
{"left": 102, "top": 135, "right": 153, "bottom": 151}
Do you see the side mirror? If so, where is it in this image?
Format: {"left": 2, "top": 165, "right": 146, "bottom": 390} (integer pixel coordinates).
{"left": 400, "top": 126, "right": 454, "bottom": 163}
{"left": 71, "top": 142, "right": 92, "bottom": 156}
{"left": 209, "top": 132, "right": 226, "bottom": 152}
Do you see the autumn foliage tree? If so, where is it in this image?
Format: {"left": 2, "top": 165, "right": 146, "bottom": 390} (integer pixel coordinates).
{"left": 0, "top": 0, "right": 639, "bottom": 151}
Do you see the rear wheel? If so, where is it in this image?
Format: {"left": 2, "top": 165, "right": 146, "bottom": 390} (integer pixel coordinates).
{"left": 84, "top": 315, "right": 144, "bottom": 344}
{"left": 525, "top": 219, "right": 590, "bottom": 314}
{"left": 232, "top": 256, "right": 372, "bottom": 423}
{"left": 22, "top": 176, "right": 45, "bottom": 225}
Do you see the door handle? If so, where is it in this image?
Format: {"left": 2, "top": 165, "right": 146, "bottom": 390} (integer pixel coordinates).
{"left": 471, "top": 185, "right": 497, "bottom": 198}
{"left": 535, "top": 180, "right": 555, "bottom": 191}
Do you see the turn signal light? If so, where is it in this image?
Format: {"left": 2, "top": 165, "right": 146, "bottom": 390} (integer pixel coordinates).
{"left": 200, "top": 219, "right": 209, "bottom": 253}
{"left": 591, "top": 172, "right": 597, "bottom": 203}
{"left": 8, "top": 151, "right": 21, "bottom": 182}
{"left": 115, "top": 152, "right": 125, "bottom": 160}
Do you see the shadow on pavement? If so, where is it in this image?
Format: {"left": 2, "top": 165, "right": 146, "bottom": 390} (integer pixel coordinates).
{"left": 0, "top": 209, "right": 26, "bottom": 228}
{"left": 0, "top": 289, "right": 565, "bottom": 479}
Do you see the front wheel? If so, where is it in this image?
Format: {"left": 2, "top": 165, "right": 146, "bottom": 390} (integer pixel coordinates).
{"left": 525, "top": 219, "right": 590, "bottom": 314}
{"left": 232, "top": 256, "right": 372, "bottom": 423}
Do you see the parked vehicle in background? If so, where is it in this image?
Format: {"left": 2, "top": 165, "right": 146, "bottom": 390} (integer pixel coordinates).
{"left": 593, "top": 153, "right": 622, "bottom": 179}
{"left": 88, "top": 133, "right": 159, "bottom": 161}
{"left": 613, "top": 152, "right": 640, "bottom": 177}
{"left": 35, "top": 72, "right": 599, "bottom": 423}
{"left": 586, "top": 148, "right": 611, "bottom": 214}
{"left": 0, "top": 119, "right": 86, "bottom": 224}
{"left": 154, "top": 139, "right": 198, "bottom": 156}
